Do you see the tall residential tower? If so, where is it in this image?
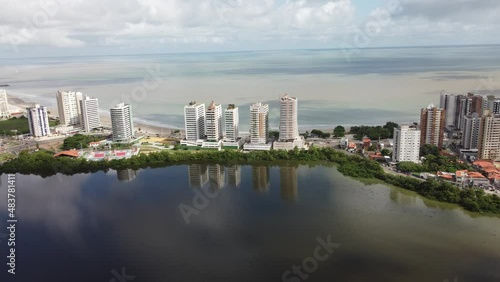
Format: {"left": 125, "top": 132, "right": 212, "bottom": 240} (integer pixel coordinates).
{"left": 110, "top": 103, "right": 134, "bottom": 143}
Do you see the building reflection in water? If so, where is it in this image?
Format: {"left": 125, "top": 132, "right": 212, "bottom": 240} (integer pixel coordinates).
{"left": 208, "top": 164, "right": 225, "bottom": 190}
{"left": 280, "top": 165, "right": 298, "bottom": 201}
{"left": 117, "top": 169, "right": 138, "bottom": 182}
{"left": 188, "top": 164, "right": 208, "bottom": 188}
{"left": 226, "top": 165, "right": 241, "bottom": 188}
{"left": 252, "top": 165, "right": 270, "bottom": 192}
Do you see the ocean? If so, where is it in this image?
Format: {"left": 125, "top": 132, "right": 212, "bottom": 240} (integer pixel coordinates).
{"left": 1, "top": 45, "right": 500, "bottom": 130}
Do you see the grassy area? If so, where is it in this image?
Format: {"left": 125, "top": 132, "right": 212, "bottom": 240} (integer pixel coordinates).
{"left": 0, "top": 152, "right": 15, "bottom": 162}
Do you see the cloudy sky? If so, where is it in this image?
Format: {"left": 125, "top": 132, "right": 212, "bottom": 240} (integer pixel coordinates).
{"left": 0, "top": 0, "right": 499, "bottom": 57}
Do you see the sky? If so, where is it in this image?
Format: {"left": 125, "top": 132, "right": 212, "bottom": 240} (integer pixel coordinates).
{"left": 0, "top": 0, "right": 499, "bottom": 58}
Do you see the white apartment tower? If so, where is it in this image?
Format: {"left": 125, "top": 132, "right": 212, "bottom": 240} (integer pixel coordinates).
{"left": 80, "top": 96, "right": 101, "bottom": 132}
{"left": 462, "top": 113, "right": 481, "bottom": 150}
{"left": 57, "top": 90, "right": 83, "bottom": 126}
{"left": 439, "top": 91, "right": 457, "bottom": 128}
{"left": 478, "top": 112, "right": 500, "bottom": 160}
{"left": 110, "top": 103, "right": 134, "bottom": 142}
{"left": 392, "top": 125, "right": 421, "bottom": 163}
{"left": 224, "top": 104, "right": 239, "bottom": 142}
{"left": 0, "top": 90, "right": 10, "bottom": 119}
{"left": 27, "top": 104, "right": 50, "bottom": 137}
{"left": 184, "top": 101, "right": 206, "bottom": 141}
{"left": 205, "top": 101, "right": 223, "bottom": 142}
{"left": 279, "top": 94, "right": 300, "bottom": 141}
{"left": 249, "top": 102, "right": 269, "bottom": 144}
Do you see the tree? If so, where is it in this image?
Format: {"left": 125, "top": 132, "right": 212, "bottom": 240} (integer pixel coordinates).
{"left": 381, "top": 148, "right": 390, "bottom": 156}
{"left": 333, "top": 125, "right": 345, "bottom": 137}
{"left": 420, "top": 144, "right": 439, "bottom": 157}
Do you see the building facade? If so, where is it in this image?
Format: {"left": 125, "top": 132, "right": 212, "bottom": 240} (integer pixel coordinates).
{"left": 392, "top": 125, "right": 421, "bottom": 163}
{"left": 110, "top": 103, "right": 134, "bottom": 143}
{"left": 80, "top": 96, "right": 101, "bottom": 132}
{"left": 27, "top": 104, "right": 50, "bottom": 137}
{"left": 440, "top": 92, "right": 457, "bottom": 128}
{"left": 0, "top": 90, "right": 10, "bottom": 119}
{"left": 56, "top": 90, "right": 82, "bottom": 126}
{"left": 279, "top": 94, "right": 299, "bottom": 141}
{"left": 478, "top": 112, "right": 500, "bottom": 160}
{"left": 462, "top": 113, "right": 481, "bottom": 150}
{"left": 205, "top": 101, "right": 223, "bottom": 142}
{"left": 184, "top": 101, "right": 206, "bottom": 141}
{"left": 224, "top": 104, "right": 239, "bottom": 142}
{"left": 249, "top": 102, "right": 269, "bottom": 144}
{"left": 420, "top": 104, "right": 445, "bottom": 148}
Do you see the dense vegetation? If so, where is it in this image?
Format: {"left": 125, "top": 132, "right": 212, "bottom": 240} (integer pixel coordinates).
{"left": 62, "top": 134, "right": 106, "bottom": 150}
{"left": 310, "top": 129, "right": 331, "bottom": 139}
{"left": 397, "top": 144, "right": 471, "bottom": 173}
{"left": 0, "top": 117, "right": 30, "bottom": 135}
{"left": 0, "top": 147, "right": 498, "bottom": 214}
{"left": 349, "top": 122, "right": 399, "bottom": 140}
{"left": 0, "top": 117, "right": 58, "bottom": 136}
{"left": 333, "top": 125, "right": 345, "bottom": 137}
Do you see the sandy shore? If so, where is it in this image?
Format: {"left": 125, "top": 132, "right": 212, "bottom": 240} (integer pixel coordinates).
{"left": 6, "top": 93, "right": 180, "bottom": 137}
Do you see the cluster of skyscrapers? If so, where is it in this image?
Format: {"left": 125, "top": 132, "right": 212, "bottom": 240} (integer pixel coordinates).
{"left": 182, "top": 94, "right": 304, "bottom": 150}
{"left": 23, "top": 90, "right": 134, "bottom": 143}
{"left": 393, "top": 91, "right": 500, "bottom": 163}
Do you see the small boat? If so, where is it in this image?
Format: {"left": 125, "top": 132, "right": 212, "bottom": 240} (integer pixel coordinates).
{"left": 0, "top": 84, "right": 10, "bottom": 87}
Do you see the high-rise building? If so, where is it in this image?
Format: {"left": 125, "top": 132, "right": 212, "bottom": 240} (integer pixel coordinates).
{"left": 80, "top": 96, "right": 101, "bottom": 132}
{"left": 27, "top": 104, "right": 50, "bottom": 137}
{"left": 56, "top": 90, "right": 82, "bottom": 126}
{"left": 279, "top": 94, "right": 300, "bottom": 141}
{"left": 392, "top": 125, "right": 421, "bottom": 163}
{"left": 440, "top": 92, "right": 457, "bottom": 128}
{"left": 462, "top": 113, "right": 481, "bottom": 150}
{"left": 0, "top": 90, "right": 10, "bottom": 119}
{"left": 249, "top": 102, "right": 269, "bottom": 144}
{"left": 478, "top": 112, "right": 500, "bottom": 160}
{"left": 184, "top": 101, "right": 205, "bottom": 141}
{"left": 484, "top": 95, "right": 496, "bottom": 113}
{"left": 469, "top": 93, "right": 484, "bottom": 115}
{"left": 110, "top": 103, "right": 134, "bottom": 142}
{"left": 205, "top": 101, "right": 223, "bottom": 142}
{"left": 456, "top": 95, "right": 472, "bottom": 129}
{"left": 224, "top": 104, "right": 239, "bottom": 142}
{"left": 492, "top": 99, "right": 500, "bottom": 115}
{"left": 420, "top": 104, "right": 445, "bottom": 148}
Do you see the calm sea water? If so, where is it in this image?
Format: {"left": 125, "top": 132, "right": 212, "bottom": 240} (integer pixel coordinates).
{"left": 0, "top": 165, "right": 499, "bottom": 282}
{"left": 1, "top": 45, "right": 500, "bottom": 129}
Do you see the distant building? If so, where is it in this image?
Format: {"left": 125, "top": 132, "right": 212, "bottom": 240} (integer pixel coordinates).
{"left": 110, "top": 103, "right": 134, "bottom": 143}
{"left": 274, "top": 94, "right": 304, "bottom": 150}
{"left": 493, "top": 99, "right": 500, "bottom": 115}
{"left": 420, "top": 103, "right": 445, "bottom": 148}
{"left": 440, "top": 91, "right": 457, "bottom": 128}
{"left": 205, "top": 101, "right": 223, "bottom": 142}
{"left": 478, "top": 112, "right": 500, "bottom": 161}
{"left": 244, "top": 102, "right": 271, "bottom": 151}
{"left": 456, "top": 95, "right": 472, "bottom": 129}
{"left": 184, "top": 101, "right": 205, "bottom": 142}
{"left": 0, "top": 90, "right": 10, "bottom": 119}
{"left": 462, "top": 113, "right": 481, "bottom": 150}
{"left": 57, "top": 90, "right": 82, "bottom": 126}
{"left": 224, "top": 104, "right": 239, "bottom": 142}
{"left": 27, "top": 104, "right": 50, "bottom": 137}
{"left": 80, "top": 96, "right": 101, "bottom": 132}
{"left": 392, "top": 125, "right": 420, "bottom": 163}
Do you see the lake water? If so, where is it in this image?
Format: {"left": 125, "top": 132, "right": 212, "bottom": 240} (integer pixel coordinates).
{"left": 1, "top": 45, "right": 500, "bottom": 129}
{"left": 0, "top": 164, "right": 499, "bottom": 281}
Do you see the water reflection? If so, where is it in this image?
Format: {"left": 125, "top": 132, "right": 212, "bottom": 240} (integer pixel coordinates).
{"left": 116, "top": 169, "right": 138, "bottom": 182}
{"left": 252, "top": 166, "right": 270, "bottom": 192}
{"left": 227, "top": 165, "right": 241, "bottom": 188}
{"left": 208, "top": 164, "right": 225, "bottom": 190}
{"left": 188, "top": 164, "right": 208, "bottom": 188}
{"left": 280, "top": 165, "right": 298, "bottom": 201}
